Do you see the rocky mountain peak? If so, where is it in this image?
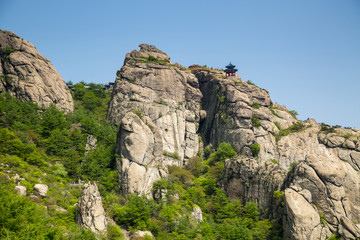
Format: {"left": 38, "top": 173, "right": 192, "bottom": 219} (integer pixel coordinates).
{"left": 106, "top": 44, "right": 360, "bottom": 239}
{"left": 124, "top": 43, "right": 171, "bottom": 64}
{"left": 0, "top": 30, "right": 74, "bottom": 112}
{"left": 108, "top": 44, "right": 202, "bottom": 196}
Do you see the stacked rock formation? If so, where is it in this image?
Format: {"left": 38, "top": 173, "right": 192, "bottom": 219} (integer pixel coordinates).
{"left": 0, "top": 30, "right": 74, "bottom": 112}
{"left": 76, "top": 183, "right": 108, "bottom": 233}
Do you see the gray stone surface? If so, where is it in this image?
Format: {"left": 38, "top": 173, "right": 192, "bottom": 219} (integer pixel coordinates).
{"left": 0, "top": 30, "right": 74, "bottom": 112}
{"left": 191, "top": 205, "right": 203, "bottom": 223}
{"left": 221, "top": 156, "right": 287, "bottom": 218}
{"left": 85, "top": 135, "right": 97, "bottom": 152}
{"left": 108, "top": 44, "right": 202, "bottom": 196}
{"left": 131, "top": 230, "right": 153, "bottom": 239}
{"left": 14, "top": 185, "right": 27, "bottom": 196}
{"left": 33, "top": 184, "right": 48, "bottom": 197}
{"left": 76, "top": 183, "right": 108, "bottom": 233}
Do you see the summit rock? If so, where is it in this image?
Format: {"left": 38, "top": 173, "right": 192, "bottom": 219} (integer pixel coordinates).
{"left": 0, "top": 30, "right": 74, "bottom": 112}
{"left": 107, "top": 44, "right": 202, "bottom": 196}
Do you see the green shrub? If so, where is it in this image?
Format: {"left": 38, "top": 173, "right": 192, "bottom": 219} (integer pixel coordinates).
{"left": 4, "top": 46, "right": 14, "bottom": 55}
{"left": 113, "top": 194, "right": 152, "bottom": 230}
{"left": 328, "top": 232, "right": 342, "bottom": 240}
{"left": 270, "top": 158, "right": 279, "bottom": 165}
{"left": 83, "top": 91, "right": 101, "bottom": 111}
{"left": 288, "top": 161, "right": 298, "bottom": 174}
{"left": 252, "top": 102, "right": 260, "bottom": 109}
{"left": 273, "top": 191, "right": 284, "bottom": 206}
{"left": 274, "top": 121, "right": 280, "bottom": 129}
{"left": 107, "top": 223, "right": 125, "bottom": 240}
{"left": 217, "top": 95, "right": 226, "bottom": 103}
{"left": 53, "top": 163, "right": 68, "bottom": 178}
{"left": 320, "top": 123, "right": 335, "bottom": 133}
{"left": 185, "top": 156, "right": 203, "bottom": 178}
{"left": 204, "top": 145, "right": 213, "bottom": 159}
{"left": 251, "top": 117, "right": 261, "bottom": 128}
{"left": 156, "top": 98, "right": 167, "bottom": 105}
{"left": 168, "top": 165, "right": 194, "bottom": 186}
{"left": 274, "top": 122, "right": 305, "bottom": 142}
{"left": 207, "top": 142, "right": 237, "bottom": 166}
{"left": 41, "top": 105, "right": 68, "bottom": 137}
{"left": 163, "top": 150, "right": 180, "bottom": 160}
{"left": 0, "top": 128, "right": 35, "bottom": 158}
{"left": 289, "top": 110, "right": 298, "bottom": 118}
{"left": 134, "top": 109, "right": 144, "bottom": 120}
{"left": 148, "top": 55, "right": 156, "bottom": 61}
{"left": 250, "top": 143, "right": 260, "bottom": 157}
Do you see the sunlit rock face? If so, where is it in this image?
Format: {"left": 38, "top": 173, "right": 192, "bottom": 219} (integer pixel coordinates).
{"left": 107, "top": 44, "right": 202, "bottom": 196}
{"left": 0, "top": 30, "right": 74, "bottom": 112}
{"left": 108, "top": 44, "right": 360, "bottom": 239}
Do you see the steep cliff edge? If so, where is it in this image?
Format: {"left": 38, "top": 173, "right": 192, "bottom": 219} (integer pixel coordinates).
{"left": 107, "top": 44, "right": 202, "bottom": 196}
{"left": 0, "top": 30, "right": 74, "bottom": 112}
{"left": 194, "top": 70, "right": 360, "bottom": 239}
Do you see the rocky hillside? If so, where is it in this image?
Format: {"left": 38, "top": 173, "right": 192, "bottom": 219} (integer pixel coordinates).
{"left": 0, "top": 30, "right": 74, "bottom": 112}
{"left": 108, "top": 44, "right": 360, "bottom": 239}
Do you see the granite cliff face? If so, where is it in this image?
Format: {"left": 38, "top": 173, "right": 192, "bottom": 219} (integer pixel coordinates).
{"left": 107, "top": 44, "right": 202, "bottom": 196}
{"left": 195, "top": 70, "right": 360, "bottom": 239}
{"left": 108, "top": 44, "right": 360, "bottom": 239}
{"left": 0, "top": 30, "right": 74, "bottom": 112}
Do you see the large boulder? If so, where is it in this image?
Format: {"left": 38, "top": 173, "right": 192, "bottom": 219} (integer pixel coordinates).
{"left": 76, "top": 183, "right": 108, "bottom": 233}
{"left": 33, "top": 184, "right": 48, "bottom": 197}
{"left": 14, "top": 185, "right": 27, "bottom": 196}
{"left": 283, "top": 154, "right": 360, "bottom": 240}
{"left": 0, "top": 30, "right": 74, "bottom": 112}
{"left": 131, "top": 230, "right": 153, "bottom": 239}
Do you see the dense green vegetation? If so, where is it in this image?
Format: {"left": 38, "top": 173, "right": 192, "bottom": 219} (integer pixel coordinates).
{"left": 0, "top": 82, "right": 281, "bottom": 239}
{"left": 0, "top": 82, "right": 115, "bottom": 239}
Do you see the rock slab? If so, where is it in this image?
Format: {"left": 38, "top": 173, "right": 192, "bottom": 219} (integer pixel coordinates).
{"left": 0, "top": 30, "right": 74, "bottom": 112}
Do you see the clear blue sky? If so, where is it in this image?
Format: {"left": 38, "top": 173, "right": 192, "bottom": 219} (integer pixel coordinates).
{"left": 1, "top": 0, "right": 359, "bottom": 128}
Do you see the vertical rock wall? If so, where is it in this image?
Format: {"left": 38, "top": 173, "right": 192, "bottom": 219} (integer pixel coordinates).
{"left": 107, "top": 44, "right": 202, "bottom": 196}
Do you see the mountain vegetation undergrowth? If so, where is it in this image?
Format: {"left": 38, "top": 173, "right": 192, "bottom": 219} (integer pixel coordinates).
{"left": 0, "top": 82, "right": 282, "bottom": 239}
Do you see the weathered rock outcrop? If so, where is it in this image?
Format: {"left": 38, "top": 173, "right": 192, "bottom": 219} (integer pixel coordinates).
{"left": 191, "top": 205, "right": 203, "bottom": 223}
{"left": 14, "top": 185, "right": 27, "bottom": 196}
{"left": 131, "top": 230, "right": 154, "bottom": 239}
{"left": 85, "top": 135, "right": 97, "bottom": 154}
{"left": 76, "top": 183, "right": 108, "bottom": 233}
{"left": 33, "top": 184, "right": 48, "bottom": 197}
{"left": 108, "top": 44, "right": 202, "bottom": 196}
{"left": 107, "top": 44, "right": 360, "bottom": 239}
{"left": 194, "top": 70, "right": 297, "bottom": 163}
{"left": 195, "top": 70, "right": 360, "bottom": 239}
{"left": 283, "top": 153, "right": 360, "bottom": 240}
{"left": 221, "top": 156, "right": 287, "bottom": 218}
{"left": 0, "top": 30, "right": 74, "bottom": 112}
